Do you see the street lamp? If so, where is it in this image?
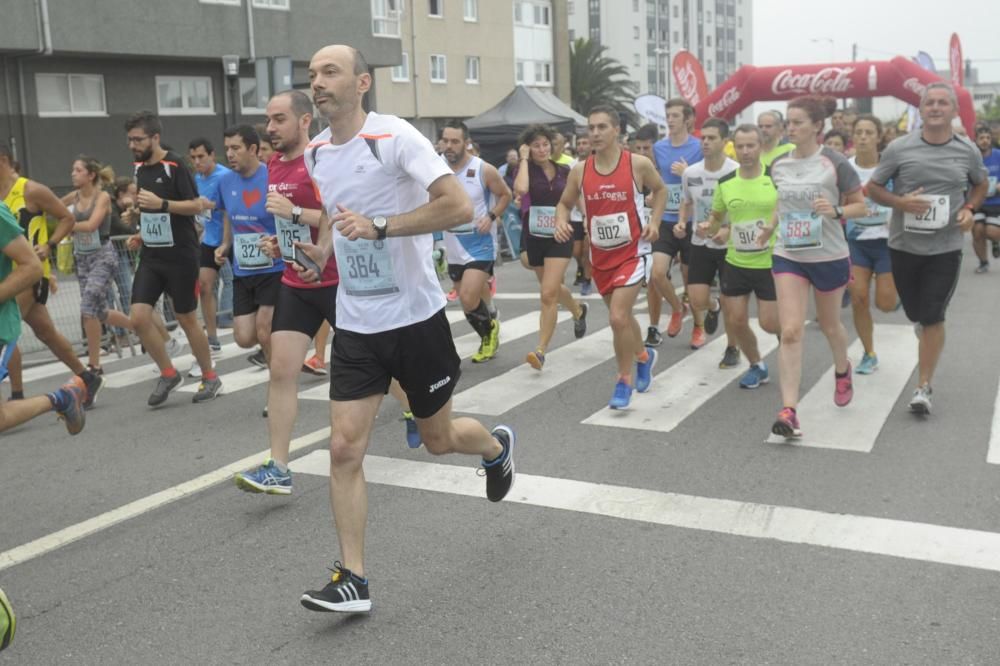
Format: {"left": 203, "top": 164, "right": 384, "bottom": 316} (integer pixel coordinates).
{"left": 222, "top": 55, "right": 240, "bottom": 126}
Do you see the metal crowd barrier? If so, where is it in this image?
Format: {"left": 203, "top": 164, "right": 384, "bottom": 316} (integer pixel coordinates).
{"left": 16, "top": 235, "right": 231, "bottom": 364}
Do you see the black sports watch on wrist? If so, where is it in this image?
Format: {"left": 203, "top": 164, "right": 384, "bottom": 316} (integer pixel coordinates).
{"left": 833, "top": 205, "right": 844, "bottom": 218}
{"left": 161, "top": 199, "right": 170, "bottom": 213}
{"left": 372, "top": 215, "right": 388, "bottom": 240}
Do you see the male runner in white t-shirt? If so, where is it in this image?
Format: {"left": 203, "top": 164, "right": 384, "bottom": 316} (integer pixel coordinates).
{"left": 294, "top": 45, "right": 516, "bottom": 614}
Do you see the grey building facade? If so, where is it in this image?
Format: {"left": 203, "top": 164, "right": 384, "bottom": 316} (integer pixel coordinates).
{"left": 2, "top": 0, "right": 401, "bottom": 189}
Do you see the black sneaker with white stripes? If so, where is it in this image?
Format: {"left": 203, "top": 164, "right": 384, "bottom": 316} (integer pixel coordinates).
{"left": 300, "top": 562, "right": 371, "bottom": 613}
{"left": 482, "top": 425, "right": 515, "bottom": 502}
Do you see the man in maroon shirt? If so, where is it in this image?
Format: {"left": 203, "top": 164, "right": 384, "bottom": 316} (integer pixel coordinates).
{"left": 234, "top": 90, "right": 338, "bottom": 495}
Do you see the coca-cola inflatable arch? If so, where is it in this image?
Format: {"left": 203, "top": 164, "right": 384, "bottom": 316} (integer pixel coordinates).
{"left": 695, "top": 56, "right": 976, "bottom": 135}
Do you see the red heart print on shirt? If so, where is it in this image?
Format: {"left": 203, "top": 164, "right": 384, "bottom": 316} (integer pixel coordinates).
{"left": 242, "top": 189, "right": 261, "bottom": 208}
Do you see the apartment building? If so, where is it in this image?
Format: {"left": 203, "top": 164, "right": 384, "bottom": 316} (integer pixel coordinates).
{"left": 1, "top": 0, "right": 399, "bottom": 189}
{"left": 372, "top": 0, "right": 570, "bottom": 139}
{"left": 567, "top": 0, "right": 752, "bottom": 98}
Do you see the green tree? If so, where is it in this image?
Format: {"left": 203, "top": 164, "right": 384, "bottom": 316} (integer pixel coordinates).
{"left": 978, "top": 96, "right": 1000, "bottom": 124}
{"left": 570, "top": 37, "right": 639, "bottom": 128}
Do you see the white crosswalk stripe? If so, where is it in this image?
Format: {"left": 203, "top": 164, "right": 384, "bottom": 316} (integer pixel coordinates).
{"left": 765, "top": 324, "right": 918, "bottom": 451}
{"left": 102, "top": 342, "right": 247, "bottom": 389}
{"left": 177, "top": 366, "right": 269, "bottom": 394}
{"left": 582, "top": 319, "right": 778, "bottom": 432}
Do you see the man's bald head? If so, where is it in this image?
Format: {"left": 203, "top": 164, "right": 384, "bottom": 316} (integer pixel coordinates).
{"left": 311, "top": 45, "right": 368, "bottom": 76}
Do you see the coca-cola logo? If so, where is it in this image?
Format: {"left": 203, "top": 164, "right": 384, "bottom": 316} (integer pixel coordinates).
{"left": 676, "top": 63, "right": 700, "bottom": 104}
{"left": 707, "top": 87, "right": 740, "bottom": 117}
{"left": 771, "top": 67, "right": 856, "bottom": 95}
{"left": 903, "top": 77, "right": 926, "bottom": 96}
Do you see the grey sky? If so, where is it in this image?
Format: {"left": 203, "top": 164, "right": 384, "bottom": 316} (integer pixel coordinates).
{"left": 750, "top": 0, "right": 997, "bottom": 120}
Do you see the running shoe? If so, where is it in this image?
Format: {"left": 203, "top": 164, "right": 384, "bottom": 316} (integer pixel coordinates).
{"left": 574, "top": 302, "right": 589, "bottom": 338}
{"left": 834, "top": 362, "right": 853, "bottom": 407}
{"left": 635, "top": 347, "right": 658, "bottom": 393}
{"left": 0, "top": 585, "right": 14, "bottom": 651}
{"left": 771, "top": 407, "right": 802, "bottom": 439}
{"left": 488, "top": 274, "right": 497, "bottom": 297}
{"left": 704, "top": 298, "right": 721, "bottom": 335}
{"left": 481, "top": 425, "right": 516, "bottom": 502}
{"left": 666, "top": 303, "right": 687, "bottom": 338}
{"left": 235, "top": 459, "right": 292, "bottom": 495}
{"left": 690, "top": 326, "right": 707, "bottom": 350}
{"left": 301, "top": 562, "right": 372, "bottom": 613}
{"left": 471, "top": 320, "right": 500, "bottom": 363}
{"left": 262, "top": 405, "right": 268, "bottom": 418}
{"left": 976, "top": 261, "right": 989, "bottom": 274}
{"left": 80, "top": 368, "right": 105, "bottom": 410}
{"left": 574, "top": 269, "right": 584, "bottom": 285}
{"left": 53, "top": 376, "right": 86, "bottom": 435}
{"left": 909, "top": 385, "right": 932, "bottom": 415}
{"left": 148, "top": 372, "right": 182, "bottom": 407}
{"left": 856, "top": 353, "right": 879, "bottom": 375}
{"left": 302, "top": 355, "right": 327, "bottom": 375}
{"left": 247, "top": 348, "right": 267, "bottom": 369}
{"left": 645, "top": 326, "right": 663, "bottom": 347}
{"left": 739, "top": 363, "right": 769, "bottom": 389}
{"left": 608, "top": 379, "right": 633, "bottom": 409}
{"left": 192, "top": 376, "right": 222, "bottom": 403}
{"left": 580, "top": 280, "right": 593, "bottom": 296}
{"left": 433, "top": 248, "right": 447, "bottom": 277}
{"left": 207, "top": 335, "right": 222, "bottom": 355}
{"left": 404, "top": 411, "right": 421, "bottom": 449}
{"left": 719, "top": 346, "right": 740, "bottom": 369}
{"left": 165, "top": 336, "right": 181, "bottom": 357}
{"left": 446, "top": 289, "right": 458, "bottom": 302}
{"left": 993, "top": 240, "right": 1000, "bottom": 259}
{"left": 525, "top": 349, "right": 545, "bottom": 371}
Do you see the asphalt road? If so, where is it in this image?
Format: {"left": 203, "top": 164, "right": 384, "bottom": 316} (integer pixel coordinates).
{"left": 2, "top": 244, "right": 1000, "bottom": 665}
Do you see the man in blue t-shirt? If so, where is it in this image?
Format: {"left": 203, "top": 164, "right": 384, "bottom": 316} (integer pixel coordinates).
{"left": 189, "top": 138, "right": 235, "bottom": 351}
{"left": 972, "top": 124, "right": 1000, "bottom": 271}
{"left": 214, "top": 125, "right": 283, "bottom": 371}
{"left": 646, "top": 98, "right": 703, "bottom": 346}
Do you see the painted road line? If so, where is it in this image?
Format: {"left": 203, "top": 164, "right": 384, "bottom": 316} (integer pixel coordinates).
{"left": 765, "top": 324, "right": 918, "bottom": 451}
{"left": 451, "top": 315, "right": 650, "bottom": 416}
{"left": 0, "top": 427, "right": 332, "bottom": 573}
{"left": 103, "top": 342, "right": 247, "bottom": 389}
{"left": 987, "top": 374, "right": 1000, "bottom": 465}
{"left": 19, "top": 330, "right": 234, "bottom": 386}
{"left": 446, "top": 309, "right": 466, "bottom": 325}
{"left": 288, "top": 449, "right": 1000, "bottom": 574}
{"left": 298, "top": 310, "right": 572, "bottom": 401}
{"left": 178, "top": 365, "right": 270, "bottom": 394}
{"left": 583, "top": 319, "right": 778, "bottom": 432}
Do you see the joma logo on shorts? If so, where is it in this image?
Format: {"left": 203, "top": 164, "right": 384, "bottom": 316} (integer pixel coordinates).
{"left": 428, "top": 376, "right": 451, "bottom": 393}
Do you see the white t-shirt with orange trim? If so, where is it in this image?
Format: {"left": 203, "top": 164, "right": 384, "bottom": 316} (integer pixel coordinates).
{"left": 305, "top": 112, "right": 452, "bottom": 333}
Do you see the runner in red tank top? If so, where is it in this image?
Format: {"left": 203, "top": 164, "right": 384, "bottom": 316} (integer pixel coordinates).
{"left": 555, "top": 106, "right": 667, "bottom": 409}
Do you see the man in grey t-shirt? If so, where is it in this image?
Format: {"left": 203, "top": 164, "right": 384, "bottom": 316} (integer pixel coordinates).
{"left": 868, "top": 82, "right": 988, "bottom": 415}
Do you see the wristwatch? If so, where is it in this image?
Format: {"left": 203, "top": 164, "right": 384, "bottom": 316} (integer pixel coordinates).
{"left": 372, "top": 215, "right": 388, "bottom": 240}
{"left": 161, "top": 199, "right": 169, "bottom": 213}
{"left": 833, "top": 205, "right": 844, "bottom": 218}
{"left": 291, "top": 205, "right": 303, "bottom": 225}
{"left": 488, "top": 211, "right": 498, "bottom": 222}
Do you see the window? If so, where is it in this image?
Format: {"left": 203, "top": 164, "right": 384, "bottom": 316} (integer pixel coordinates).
{"left": 239, "top": 77, "right": 267, "bottom": 114}
{"left": 706, "top": 60, "right": 712, "bottom": 71}
{"left": 391, "top": 52, "right": 410, "bottom": 81}
{"left": 430, "top": 54, "right": 447, "bottom": 82}
{"left": 514, "top": 2, "right": 522, "bottom": 23}
{"left": 568, "top": 0, "right": 574, "bottom": 13}
{"left": 155, "top": 75, "right": 214, "bottom": 115}
{"left": 633, "top": 26, "right": 640, "bottom": 39}
{"left": 534, "top": 4, "right": 550, "bottom": 25}
{"left": 429, "top": 0, "right": 442, "bottom": 17}
{"left": 252, "top": 0, "right": 289, "bottom": 8}
{"left": 706, "top": 35, "right": 711, "bottom": 46}
{"left": 633, "top": 0, "right": 639, "bottom": 9}
{"left": 465, "top": 56, "right": 480, "bottom": 83}
{"left": 737, "top": 39, "right": 742, "bottom": 50}
{"left": 672, "top": 4, "right": 678, "bottom": 16}
{"left": 673, "top": 31, "right": 679, "bottom": 42}
{"left": 634, "top": 53, "right": 641, "bottom": 66}
{"left": 464, "top": 0, "right": 477, "bottom": 20}
{"left": 534, "top": 61, "right": 552, "bottom": 84}
{"left": 35, "top": 73, "right": 107, "bottom": 117}
{"left": 515, "top": 60, "right": 525, "bottom": 83}
{"left": 372, "top": 0, "right": 403, "bottom": 37}
{"left": 569, "top": 28, "right": 575, "bottom": 40}
{"left": 707, "top": 9, "right": 711, "bottom": 19}
{"left": 198, "top": 0, "right": 240, "bottom": 5}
